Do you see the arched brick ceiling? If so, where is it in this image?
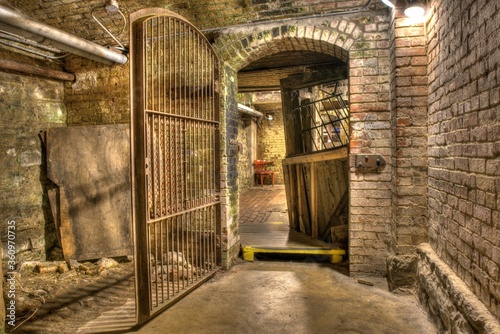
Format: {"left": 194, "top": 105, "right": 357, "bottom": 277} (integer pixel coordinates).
{"left": 239, "top": 50, "right": 345, "bottom": 92}
{"left": 3, "top": 0, "right": 375, "bottom": 46}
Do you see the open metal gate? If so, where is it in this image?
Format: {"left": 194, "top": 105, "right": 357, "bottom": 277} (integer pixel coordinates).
{"left": 130, "top": 8, "right": 221, "bottom": 323}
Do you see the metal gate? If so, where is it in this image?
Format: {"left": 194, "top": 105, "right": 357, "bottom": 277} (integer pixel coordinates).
{"left": 130, "top": 8, "right": 221, "bottom": 323}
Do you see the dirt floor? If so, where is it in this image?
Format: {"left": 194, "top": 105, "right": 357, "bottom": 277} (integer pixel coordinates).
{"left": 3, "top": 258, "right": 135, "bottom": 333}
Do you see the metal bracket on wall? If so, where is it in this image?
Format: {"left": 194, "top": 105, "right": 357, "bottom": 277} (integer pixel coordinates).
{"left": 354, "top": 154, "right": 386, "bottom": 172}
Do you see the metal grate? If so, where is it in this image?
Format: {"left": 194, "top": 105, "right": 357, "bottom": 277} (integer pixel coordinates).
{"left": 131, "top": 9, "right": 221, "bottom": 322}
{"left": 292, "top": 90, "right": 349, "bottom": 153}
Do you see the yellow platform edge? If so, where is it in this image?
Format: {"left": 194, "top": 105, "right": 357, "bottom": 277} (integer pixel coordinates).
{"left": 242, "top": 246, "right": 345, "bottom": 264}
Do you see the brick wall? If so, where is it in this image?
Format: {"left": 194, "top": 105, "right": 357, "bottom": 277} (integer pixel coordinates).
{"left": 426, "top": 0, "right": 500, "bottom": 318}
{"left": 0, "top": 58, "right": 67, "bottom": 263}
{"left": 64, "top": 56, "right": 130, "bottom": 126}
{"left": 347, "top": 12, "right": 393, "bottom": 276}
{"left": 257, "top": 110, "right": 286, "bottom": 185}
{"left": 386, "top": 1, "right": 429, "bottom": 289}
{"left": 15, "top": 0, "right": 380, "bottom": 46}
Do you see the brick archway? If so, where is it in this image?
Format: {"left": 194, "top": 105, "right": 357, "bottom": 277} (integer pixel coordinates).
{"left": 213, "top": 20, "right": 364, "bottom": 70}
{"left": 215, "top": 13, "right": 396, "bottom": 277}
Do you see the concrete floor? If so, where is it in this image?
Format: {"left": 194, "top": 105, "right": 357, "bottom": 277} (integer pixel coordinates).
{"left": 133, "top": 186, "right": 436, "bottom": 334}
{"left": 134, "top": 260, "right": 436, "bottom": 334}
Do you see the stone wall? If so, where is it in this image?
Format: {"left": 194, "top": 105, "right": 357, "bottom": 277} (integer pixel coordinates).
{"left": 221, "top": 65, "right": 241, "bottom": 268}
{"left": 426, "top": 0, "right": 500, "bottom": 319}
{"left": 0, "top": 67, "right": 67, "bottom": 263}
{"left": 417, "top": 244, "right": 500, "bottom": 333}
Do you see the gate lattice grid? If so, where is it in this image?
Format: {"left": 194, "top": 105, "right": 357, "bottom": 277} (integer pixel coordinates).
{"left": 131, "top": 10, "right": 221, "bottom": 321}
{"left": 292, "top": 88, "right": 349, "bottom": 153}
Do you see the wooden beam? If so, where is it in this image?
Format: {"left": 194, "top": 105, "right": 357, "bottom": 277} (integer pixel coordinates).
{"left": 295, "top": 164, "right": 306, "bottom": 234}
{"left": 280, "top": 65, "right": 347, "bottom": 90}
{"left": 282, "top": 147, "right": 348, "bottom": 166}
{"left": 310, "top": 162, "right": 318, "bottom": 239}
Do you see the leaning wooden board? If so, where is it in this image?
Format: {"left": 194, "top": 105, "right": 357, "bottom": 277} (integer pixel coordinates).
{"left": 44, "top": 124, "right": 132, "bottom": 261}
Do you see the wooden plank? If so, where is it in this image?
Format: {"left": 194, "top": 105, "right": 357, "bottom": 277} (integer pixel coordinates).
{"left": 281, "top": 87, "right": 302, "bottom": 156}
{"left": 320, "top": 189, "right": 349, "bottom": 241}
{"left": 279, "top": 65, "right": 348, "bottom": 91}
{"left": 282, "top": 164, "right": 297, "bottom": 231}
{"left": 282, "top": 147, "right": 348, "bottom": 165}
{"left": 310, "top": 162, "right": 318, "bottom": 239}
{"left": 242, "top": 246, "right": 345, "bottom": 264}
{"left": 45, "top": 124, "right": 133, "bottom": 261}
{"left": 240, "top": 221, "right": 346, "bottom": 264}
{"left": 295, "top": 164, "right": 306, "bottom": 234}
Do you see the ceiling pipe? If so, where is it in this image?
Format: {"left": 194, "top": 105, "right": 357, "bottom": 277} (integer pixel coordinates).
{"left": 0, "top": 58, "right": 75, "bottom": 81}
{"left": 238, "top": 103, "right": 263, "bottom": 119}
{"left": 0, "top": 5, "right": 128, "bottom": 65}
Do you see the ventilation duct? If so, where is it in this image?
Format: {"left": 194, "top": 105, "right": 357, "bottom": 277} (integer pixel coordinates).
{"left": 0, "top": 5, "right": 128, "bottom": 65}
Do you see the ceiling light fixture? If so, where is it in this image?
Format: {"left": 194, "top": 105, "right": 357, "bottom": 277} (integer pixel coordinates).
{"left": 105, "top": 0, "right": 120, "bottom": 13}
{"left": 91, "top": 0, "right": 127, "bottom": 52}
{"left": 381, "top": 0, "right": 395, "bottom": 9}
{"left": 404, "top": 0, "right": 426, "bottom": 18}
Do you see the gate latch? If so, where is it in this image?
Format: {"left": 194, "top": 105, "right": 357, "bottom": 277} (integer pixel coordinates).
{"left": 355, "top": 154, "right": 385, "bottom": 171}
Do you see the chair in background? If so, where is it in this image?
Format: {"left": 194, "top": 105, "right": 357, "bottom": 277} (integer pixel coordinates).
{"left": 253, "top": 160, "right": 274, "bottom": 186}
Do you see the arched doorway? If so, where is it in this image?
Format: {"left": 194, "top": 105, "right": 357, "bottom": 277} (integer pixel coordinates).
{"left": 216, "top": 31, "right": 352, "bottom": 265}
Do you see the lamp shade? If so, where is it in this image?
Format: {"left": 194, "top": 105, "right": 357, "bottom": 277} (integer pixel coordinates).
{"left": 404, "top": 0, "right": 425, "bottom": 18}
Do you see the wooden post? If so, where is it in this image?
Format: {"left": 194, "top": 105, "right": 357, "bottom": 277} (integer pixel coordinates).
{"left": 310, "top": 162, "right": 318, "bottom": 239}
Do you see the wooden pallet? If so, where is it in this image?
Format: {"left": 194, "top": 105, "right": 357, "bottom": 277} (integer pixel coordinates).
{"left": 240, "top": 222, "right": 345, "bottom": 263}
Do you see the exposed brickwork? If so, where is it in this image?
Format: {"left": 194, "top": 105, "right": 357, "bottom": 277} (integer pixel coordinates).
{"left": 0, "top": 64, "right": 66, "bottom": 263}
{"left": 348, "top": 12, "right": 394, "bottom": 277}
{"left": 12, "top": 0, "right": 380, "bottom": 47}
{"left": 392, "top": 4, "right": 427, "bottom": 256}
{"left": 426, "top": 0, "right": 500, "bottom": 318}
{"left": 417, "top": 244, "right": 500, "bottom": 333}
{"left": 1, "top": 4, "right": 497, "bottom": 326}
{"left": 64, "top": 56, "right": 130, "bottom": 126}
{"left": 239, "top": 185, "right": 287, "bottom": 225}
{"left": 256, "top": 110, "right": 286, "bottom": 185}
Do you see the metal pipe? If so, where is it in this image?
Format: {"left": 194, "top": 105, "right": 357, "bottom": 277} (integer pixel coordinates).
{"left": 237, "top": 103, "right": 263, "bottom": 119}
{"left": 0, "top": 58, "right": 75, "bottom": 81}
{"left": 0, "top": 5, "right": 128, "bottom": 65}
{"left": 0, "top": 39, "right": 68, "bottom": 60}
{"left": 0, "top": 29, "right": 64, "bottom": 53}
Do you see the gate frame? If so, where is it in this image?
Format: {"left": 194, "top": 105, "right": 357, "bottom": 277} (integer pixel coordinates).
{"left": 129, "top": 8, "right": 222, "bottom": 324}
